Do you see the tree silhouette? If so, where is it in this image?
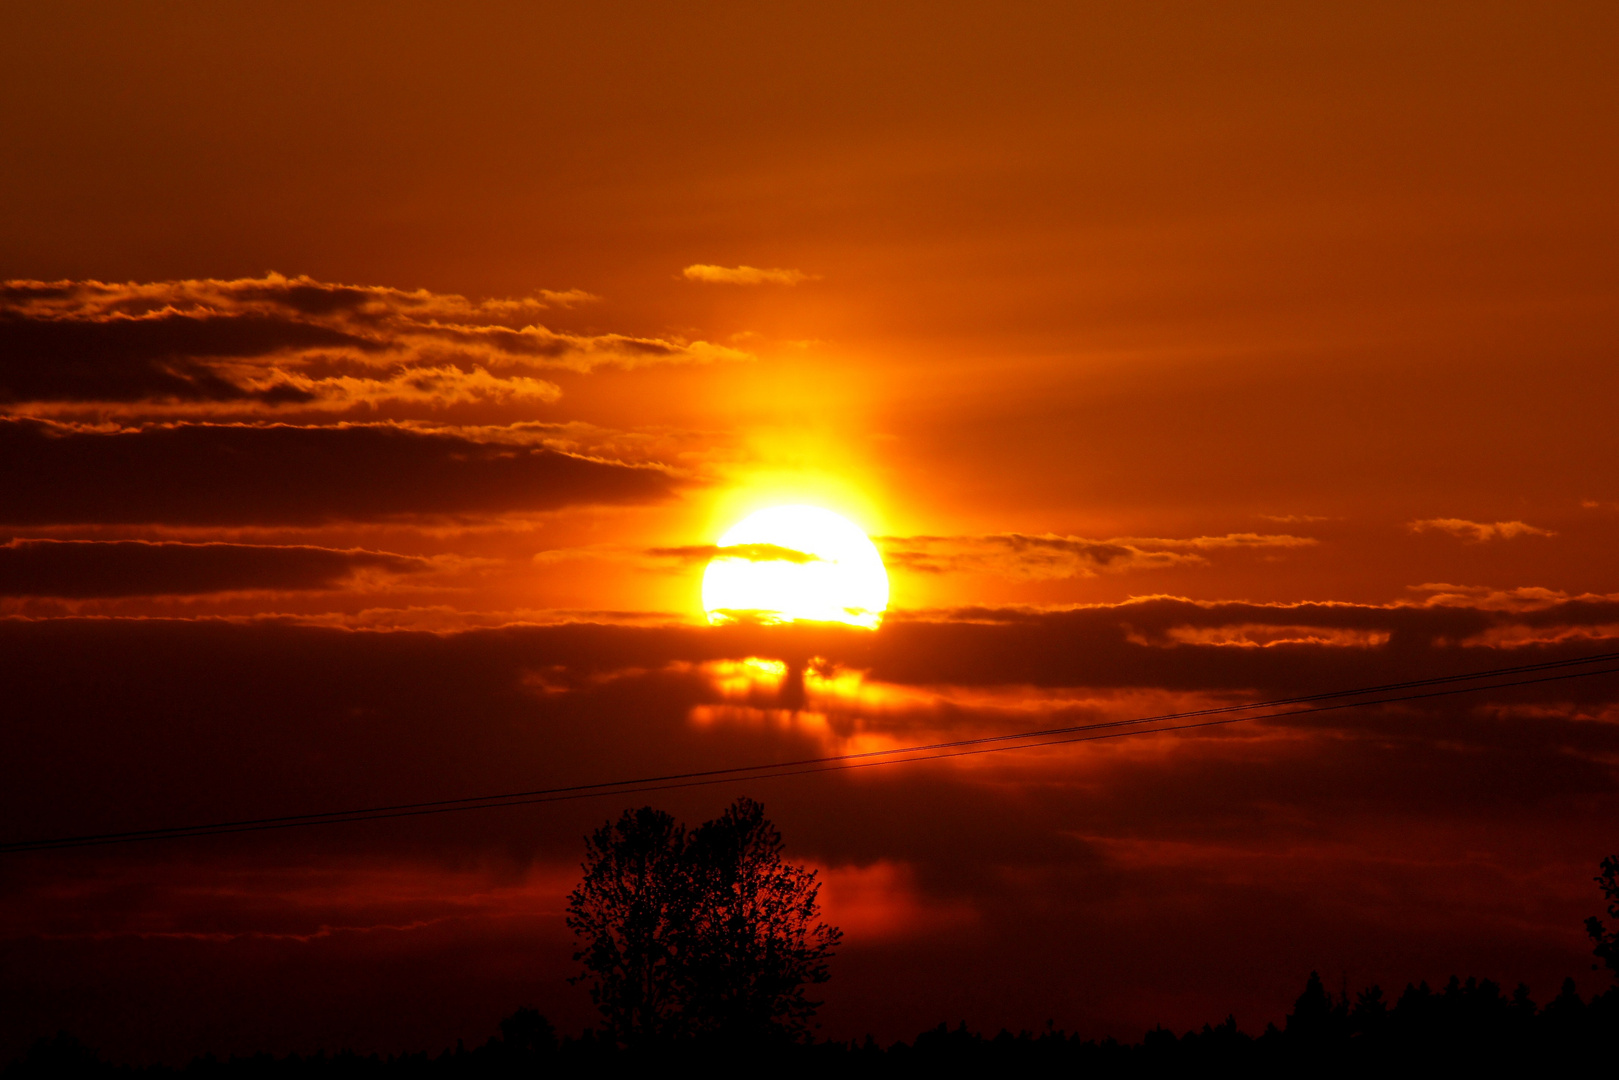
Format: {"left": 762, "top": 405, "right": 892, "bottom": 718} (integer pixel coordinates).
{"left": 680, "top": 798, "right": 842, "bottom": 1042}
{"left": 1586, "top": 853, "right": 1619, "bottom": 979}
{"left": 566, "top": 798, "right": 841, "bottom": 1047}
{"left": 565, "top": 806, "right": 689, "bottom": 1046}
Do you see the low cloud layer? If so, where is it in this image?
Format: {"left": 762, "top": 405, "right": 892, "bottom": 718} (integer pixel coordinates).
{"left": 0, "top": 274, "right": 749, "bottom": 412}
{"left": 2, "top": 604, "right": 1613, "bottom": 1058}
{"left": 5, "top": 602, "right": 1615, "bottom": 855}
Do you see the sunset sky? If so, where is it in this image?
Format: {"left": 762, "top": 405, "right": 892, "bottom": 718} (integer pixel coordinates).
{"left": 3, "top": 2, "right": 1618, "bottom": 1063}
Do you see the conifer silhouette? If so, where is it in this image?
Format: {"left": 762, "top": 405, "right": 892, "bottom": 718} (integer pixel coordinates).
{"left": 1585, "top": 854, "right": 1619, "bottom": 979}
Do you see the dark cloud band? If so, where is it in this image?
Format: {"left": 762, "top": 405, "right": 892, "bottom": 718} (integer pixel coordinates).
{"left": 0, "top": 539, "right": 428, "bottom": 598}
{"left": 2, "top": 613, "right": 1614, "bottom": 858}
{"left": 0, "top": 418, "right": 676, "bottom": 525}
{"left": 0, "top": 312, "right": 367, "bottom": 404}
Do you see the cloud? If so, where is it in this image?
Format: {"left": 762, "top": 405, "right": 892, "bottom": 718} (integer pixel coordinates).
{"left": 877, "top": 532, "right": 1316, "bottom": 579}
{"left": 0, "top": 274, "right": 747, "bottom": 411}
{"left": 861, "top": 597, "right": 1619, "bottom": 690}
{"left": 0, "top": 539, "right": 432, "bottom": 598}
{"left": 681, "top": 264, "right": 817, "bottom": 286}
{"left": 531, "top": 288, "right": 600, "bottom": 308}
{"left": 1404, "top": 583, "right": 1584, "bottom": 611}
{"left": 0, "top": 417, "right": 677, "bottom": 525}
{"left": 645, "top": 542, "right": 822, "bottom": 566}
{"left": 1408, "top": 518, "right": 1556, "bottom": 542}
{"left": 2, "top": 606, "right": 1614, "bottom": 1056}
{"left": 377, "top": 419, "right": 747, "bottom": 474}
{"left": 532, "top": 541, "right": 826, "bottom": 575}
{"left": 0, "top": 311, "right": 371, "bottom": 405}
{"left": 4, "top": 605, "right": 1614, "bottom": 854}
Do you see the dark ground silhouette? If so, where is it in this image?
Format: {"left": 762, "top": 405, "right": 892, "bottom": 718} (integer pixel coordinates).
{"left": 11, "top": 840, "right": 1616, "bottom": 1075}
{"left": 7, "top": 973, "right": 1616, "bottom": 1077}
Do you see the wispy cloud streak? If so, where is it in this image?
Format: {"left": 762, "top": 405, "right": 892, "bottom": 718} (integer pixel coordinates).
{"left": 1409, "top": 518, "right": 1556, "bottom": 542}
{"left": 877, "top": 532, "right": 1317, "bottom": 579}
{"left": 681, "top": 264, "right": 816, "bottom": 285}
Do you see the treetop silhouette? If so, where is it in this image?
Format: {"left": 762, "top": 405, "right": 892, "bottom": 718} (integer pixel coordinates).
{"left": 566, "top": 798, "right": 841, "bottom": 1047}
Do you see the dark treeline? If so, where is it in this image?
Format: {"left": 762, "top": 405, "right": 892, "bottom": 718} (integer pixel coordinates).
{"left": 8, "top": 973, "right": 1617, "bottom": 1077}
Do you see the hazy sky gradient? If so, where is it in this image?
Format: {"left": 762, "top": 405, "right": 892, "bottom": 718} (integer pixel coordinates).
{"left": 2, "top": 1, "right": 1616, "bottom": 1064}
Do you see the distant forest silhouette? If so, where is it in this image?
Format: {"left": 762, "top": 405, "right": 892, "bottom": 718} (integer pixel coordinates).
{"left": 7, "top": 811, "right": 1616, "bottom": 1076}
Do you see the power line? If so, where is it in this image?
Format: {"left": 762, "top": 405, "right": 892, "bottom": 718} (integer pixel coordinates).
{"left": 5, "top": 651, "right": 1617, "bottom": 854}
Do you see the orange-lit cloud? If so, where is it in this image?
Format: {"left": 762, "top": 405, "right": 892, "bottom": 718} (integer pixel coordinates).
{"left": 680, "top": 264, "right": 816, "bottom": 285}
{"left": 1408, "top": 518, "right": 1557, "bottom": 542}
{"left": 0, "top": 274, "right": 752, "bottom": 412}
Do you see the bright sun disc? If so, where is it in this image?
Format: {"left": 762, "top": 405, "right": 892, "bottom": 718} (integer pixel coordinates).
{"left": 702, "top": 505, "right": 889, "bottom": 629}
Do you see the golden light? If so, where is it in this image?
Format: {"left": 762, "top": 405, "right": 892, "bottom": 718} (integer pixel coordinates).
{"left": 701, "top": 505, "right": 889, "bottom": 629}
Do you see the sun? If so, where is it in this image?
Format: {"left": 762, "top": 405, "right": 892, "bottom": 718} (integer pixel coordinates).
{"left": 702, "top": 505, "right": 889, "bottom": 629}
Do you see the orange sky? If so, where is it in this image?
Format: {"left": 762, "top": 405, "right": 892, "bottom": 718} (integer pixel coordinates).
{"left": 2, "top": 2, "right": 1617, "bottom": 1064}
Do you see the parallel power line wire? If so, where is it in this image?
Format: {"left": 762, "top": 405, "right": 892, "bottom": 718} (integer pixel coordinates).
{"left": 5, "top": 650, "right": 1618, "bottom": 854}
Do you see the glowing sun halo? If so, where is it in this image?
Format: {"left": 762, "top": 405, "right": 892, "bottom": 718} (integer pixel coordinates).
{"left": 702, "top": 505, "right": 889, "bottom": 629}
